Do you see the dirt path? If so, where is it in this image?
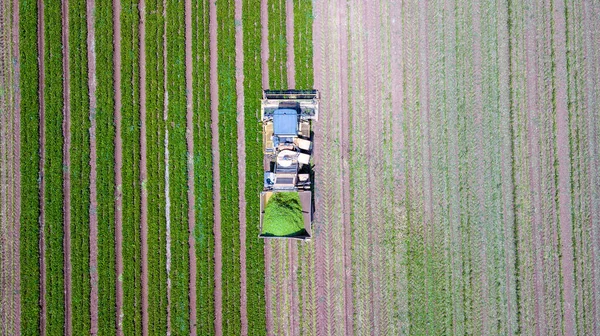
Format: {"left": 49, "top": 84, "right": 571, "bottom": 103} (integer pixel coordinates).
{"left": 552, "top": 0, "right": 576, "bottom": 333}
{"left": 36, "top": 0, "right": 47, "bottom": 332}
{"left": 209, "top": 0, "right": 223, "bottom": 333}
{"left": 233, "top": 0, "right": 248, "bottom": 333}
{"left": 61, "top": 0, "right": 73, "bottom": 333}
{"left": 86, "top": 0, "right": 99, "bottom": 332}
{"left": 138, "top": 1, "right": 149, "bottom": 335}
{"left": 183, "top": 0, "right": 197, "bottom": 332}
{"left": 112, "top": 0, "right": 124, "bottom": 333}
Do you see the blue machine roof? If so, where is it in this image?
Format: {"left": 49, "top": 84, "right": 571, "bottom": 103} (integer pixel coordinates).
{"left": 273, "top": 109, "right": 298, "bottom": 136}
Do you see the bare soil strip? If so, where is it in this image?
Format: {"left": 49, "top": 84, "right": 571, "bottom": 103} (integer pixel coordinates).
{"left": 183, "top": 0, "right": 197, "bottom": 331}
{"left": 162, "top": 2, "right": 171, "bottom": 333}
{"left": 86, "top": 0, "right": 99, "bottom": 331}
{"left": 285, "top": 0, "right": 295, "bottom": 88}
{"left": 112, "top": 0, "right": 124, "bottom": 333}
{"left": 496, "top": 0, "right": 518, "bottom": 332}
{"left": 37, "top": 0, "right": 47, "bottom": 332}
{"left": 233, "top": 0, "right": 248, "bottom": 332}
{"left": 209, "top": 0, "right": 223, "bottom": 333}
{"left": 552, "top": 0, "right": 576, "bottom": 333}
{"left": 138, "top": 1, "right": 149, "bottom": 334}
{"left": 60, "top": 0, "right": 72, "bottom": 333}
{"left": 260, "top": 0, "right": 269, "bottom": 89}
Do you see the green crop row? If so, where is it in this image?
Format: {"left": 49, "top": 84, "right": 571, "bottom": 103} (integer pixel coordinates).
{"left": 293, "top": 0, "right": 313, "bottom": 90}
{"left": 69, "top": 0, "right": 91, "bottom": 334}
{"left": 217, "top": 0, "right": 241, "bottom": 333}
{"left": 242, "top": 0, "right": 267, "bottom": 334}
{"left": 145, "top": 0, "right": 168, "bottom": 333}
{"left": 268, "top": 0, "right": 287, "bottom": 89}
{"left": 43, "top": 0, "right": 65, "bottom": 333}
{"left": 166, "top": 0, "right": 190, "bottom": 333}
{"left": 192, "top": 0, "right": 215, "bottom": 334}
{"left": 19, "top": 0, "right": 41, "bottom": 333}
{"left": 120, "top": 1, "right": 142, "bottom": 334}
{"left": 95, "top": 1, "right": 117, "bottom": 333}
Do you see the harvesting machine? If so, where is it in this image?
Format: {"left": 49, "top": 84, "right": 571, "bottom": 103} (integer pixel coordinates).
{"left": 259, "top": 90, "right": 319, "bottom": 240}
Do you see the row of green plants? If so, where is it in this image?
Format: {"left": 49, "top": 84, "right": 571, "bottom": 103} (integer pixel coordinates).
{"left": 95, "top": 1, "right": 117, "bottom": 333}
{"left": 268, "top": 0, "right": 287, "bottom": 89}
{"left": 293, "top": 0, "right": 314, "bottom": 90}
{"left": 69, "top": 0, "right": 91, "bottom": 334}
{"left": 145, "top": 0, "right": 168, "bottom": 333}
{"left": 43, "top": 1, "right": 65, "bottom": 333}
{"left": 192, "top": 0, "right": 215, "bottom": 333}
{"left": 120, "top": 1, "right": 142, "bottom": 334}
{"left": 166, "top": 0, "right": 190, "bottom": 333}
{"left": 19, "top": 0, "right": 41, "bottom": 333}
{"left": 217, "top": 0, "right": 241, "bottom": 333}
{"left": 242, "top": 1, "right": 267, "bottom": 334}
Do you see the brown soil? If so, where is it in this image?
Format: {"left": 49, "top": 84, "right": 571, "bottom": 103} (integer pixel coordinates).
{"left": 86, "top": 0, "right": 99, "bottom": 332}
{"left": 183, "top": 0, "right": 197, "bottom": 332}
{"left": 233, "top": 0, "right": 248, "bottom": 333}
{"left": 37, "top": 0, "right": 47, "bottom": 332}
{"left": 61, "top": 0, "right": 73, "bottom": 333}
{"left": 209, "top": 0, "right": 223, "bottom": 333}
{"left": 112, "top": 0, "right": 124, "bottom": 333}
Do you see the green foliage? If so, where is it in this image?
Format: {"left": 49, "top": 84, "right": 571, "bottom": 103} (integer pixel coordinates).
{"left": 166, "top": 0, "right": 190, "bottom": 333}
{"left": 120, "top": 1, "right": 142, "bottom": 334}
{"left": 192, "top": 0, "right": 215, "bottom": 333}
{"left": 19, "top": 0, "right": 41, "bottom": 333}
{"left": 268, "top": 0, "right": 287, "bottom": 89}
{"left": 262, "top": 192, "right": 306, "bottom": 237}
{"left": 294, "top": 0, "right": 314, "bottom": 89}
{"left": 43, "top": 1, "right": 65, "bottom": 333}
{"left": 217, "top": 0, "right": 241, "bottom": 333}
{"left": 242, "top": 0, "right": 266, "bottom": 332}
{"left": 69, "top": 0, "right": 91, "bottom": 333}
{"left": 95, "top": 1, "right": 117, "bottom": 333}
{"left": 146, "top": 0, "right": 168, "bottom": 333}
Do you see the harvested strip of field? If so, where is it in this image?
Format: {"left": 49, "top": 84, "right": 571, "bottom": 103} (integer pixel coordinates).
{"left": 145, "top": 0, "right": 167, "bottom": 333}
{"left": 191, "top": 0, "right": 215, "bottom": 333}
{"left": 68, "top": 0, "right": 91, "bottom": 334}
{"left": 165, "top": 0, "right": 190, "bottom": 332}
{"left": 216, "top": 0, "right": 242, "bottom": 333}
{"left": 18, "top": 0, "right": 41, "bottom": 332}
{"left": 95, "top": 0, "right": 117, "bottom": 332}
{"left": 42, "top": 0, "right": 65, "bottom": 332}
{"left": 120, "top": 0, "right": 142, "bottom": 334}
{"left": 242, "top": 0, "right": 267, "bottom": 334}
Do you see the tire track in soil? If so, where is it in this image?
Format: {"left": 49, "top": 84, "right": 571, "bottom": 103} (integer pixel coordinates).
{"left": 112, "top": 0, "right": 124, "bottom": 333}
{"left": 208, "top": 0, "right": 223, "bottom": 333}
{"left": 37, "top": 0, "right": 47, "bottom": 332}
{"left": 552, "top": 0, "right": 576, "bottom": 333}
{"left": 524, "top": 3, "right": 547, "bottom": 333}
{"left": 234, "top": 0, "right": 248, "bottom": 332}
{"left": 86, "top": 0, "right": 99, "bottom": 331}
{"left": 184, "top": 0, "right": 196, "bottom": 332}
{"left": 138, "top": 1, "right": 149, "bottom": 334}
{"left": 60, "top": 0, "right": 72, "bottom": 332}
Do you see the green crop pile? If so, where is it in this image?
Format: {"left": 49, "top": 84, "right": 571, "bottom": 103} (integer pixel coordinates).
{"left": 43, "top": 0, "right": 65, "bottom": 333}
{"left": 242, "top": 0, "right": 266, "bottom": 333}
{"left": 95, "top": 1, "right": 117, "bottom": 333}
{"left": 19, "top": 0, "right": 41, "bottom": 333}
{"left": 121, "top": 0, "right": 142, "bottom": 334}
{"left": 192, "top": 0, "right": 215, "bottom": 334}
{"left": 262, "top": 192, "right": 307, "bottom": 237}
{"left": 69, "top": 0, "right": 91, "bottom": 333}
{"left": 166, "top": 0, "right": 190, "bottom": 333}
{"left": 146, "top": 0, "right": 168, "bottom": 332}
{"left": 217, "top": 0, "right": 241, "bottom": 333}
{"left": 268, "top": 0, "right": 287, "bottom": 89}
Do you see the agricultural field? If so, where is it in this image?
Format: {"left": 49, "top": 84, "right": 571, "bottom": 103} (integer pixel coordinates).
{"left": 0, "top": 0, "right": 599, "bottom": 335}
